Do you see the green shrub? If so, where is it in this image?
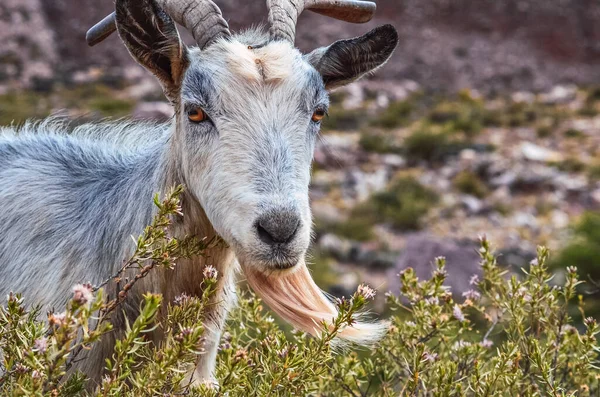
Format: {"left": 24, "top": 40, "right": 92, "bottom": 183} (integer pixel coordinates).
{"left": 564, "top": 128, "right": 585, "bottom": 139}
{"left": 0, "top": 84, "right": 136, "bottom": 127}
{"left": 551, "top": 212, "right": 600, "bottom": 316}
{"left": 586, "top": 86, "right": 600, "bottom": 103}
{"left": 550, "top": 157, "right": 587, "bottom": 173}
{"left": 62, "top": 84, "right": 134, "bottom": 117}
{"left": 403, "top": 127, "right": 450, "bottom": 163}
{"left": 88, "top": 97, "right": 134, "bottom": 117}
{"left": 351, "top": 176, "right": 439, "bottom": 231}
{"left": 330, "top": 216, "right": 374, "bottom": 242}
{"left": 588, "top": 162, "right": 600, "bottom": 181}
{"left": 536, "top": 125, "right": 554, "bottom": 138}
{"left": 326, "top": 177, "right": 438, "bottom": 239}
{"left": 371, "top": 100, "right": 414, "bottom": 129}
{"left": 2, "top": 232, "right": 599, "bottom": 396}
{"left": 321, "top": 103, "right": 366, "bottom": 132}
{"left": 578, "top": 104, "right": 599, "bottom": 117}
{"left": 453, "top": 171, "right": 489, "bottom": 198}
{"left": 359, "top": 131, "right": 400, "bottom": 154}
{"left": 504, "top": 101, "right": 538, "bottom": 127}
{"left": 428, "top": 99, "right": 484, "bottom": 138}
{"left": 0, "top": 91, "right": 51, "bottom": 125}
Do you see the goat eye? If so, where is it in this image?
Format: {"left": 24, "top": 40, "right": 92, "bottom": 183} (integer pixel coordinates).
{"left": 187, "top": 108, "right": 208, "bottom": 123}
{"left": 311, "top": 108, "right": 326, "bottom": 123}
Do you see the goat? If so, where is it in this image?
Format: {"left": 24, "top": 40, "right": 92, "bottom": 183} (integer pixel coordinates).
{"left": 0, "top": 0, "right": 398, "bottom": 386}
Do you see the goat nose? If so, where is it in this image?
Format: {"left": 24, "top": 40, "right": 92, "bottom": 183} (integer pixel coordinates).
{"left": 256, "top": 210, "right": 301, "bottom": 245}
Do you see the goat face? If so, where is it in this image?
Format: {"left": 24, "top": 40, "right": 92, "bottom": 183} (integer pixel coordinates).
{"left": 178, "top": 41, "right": 323, "bottom": 271}
{"left": 113, "top": 0, "right": 398, "bottom": 273}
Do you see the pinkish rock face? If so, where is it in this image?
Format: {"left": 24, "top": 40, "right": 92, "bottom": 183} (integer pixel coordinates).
{"left": 3, "top": 0, "right": 600, "bottom": 93}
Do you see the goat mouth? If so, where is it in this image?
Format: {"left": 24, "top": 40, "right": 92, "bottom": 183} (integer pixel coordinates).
{"left": 257, "top": 251, "right": 301, "bottom": 271}
{"left": 272, "top": 260, "right": 298, "bottom": 270}
{"left": 232, "top": 241, "right": 302, "bottom": 272}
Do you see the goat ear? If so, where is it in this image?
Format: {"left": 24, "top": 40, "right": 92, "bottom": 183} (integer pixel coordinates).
{"left": 115, "top": 0, "right": 189, "bottom": 103}
{"left": 305, "top": 24, "right": 398, "bottom": 90}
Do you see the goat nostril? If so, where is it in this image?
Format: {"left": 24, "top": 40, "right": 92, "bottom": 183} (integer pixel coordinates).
{"left": 257, "top": 223, "right": 276, "bottom": 245}
{"left": 256, "top": 213, "right": 300, "bottom": 245}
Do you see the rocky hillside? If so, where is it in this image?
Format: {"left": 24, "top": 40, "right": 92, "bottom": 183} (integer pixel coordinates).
{"left": 309, "top": 84, "right": 600, "bottom": 301}
{"left": 2, "top": 0, "right": 600, "bottom": 93}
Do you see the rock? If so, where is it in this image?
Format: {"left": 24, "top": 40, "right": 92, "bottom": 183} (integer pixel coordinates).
{"left": 314, "top": 133, "right": 362, "bottom": 168}
{"left": 496, "top": 246, "right": 537, "bottom": 270}
{"left": 513, "top": 211, "right": 539, "bottom": 230}
{"left": 490, "top": 171, "right": 517, "bottom": 188}
{"left": 519, "top": 142, "right": 563, "bottom": 163}
{"left": 319, "top": 234, "right": 353, "bottom": 261}
{"left": 344, "top": 168, "right": 389, "bottom": 202}
{"left": 342, "top": 83, "right": 365, "bottom": 110}
{"left": 551, "top": 174, "right": 588, "bottom": 193}
{"left": 591, "top": 188, "right": 600, "bottom": 206}
{"left": 4, "top": 0, "right": 600, "bottom": 94}
{"left": 360, "top": 80, "right": 422, "bottom": 103}
{"left": 310, "top": 170, "right": 344, "bottom": 190}
{"left": 461, "top": 195, "right": 485, "bottom": 215}
{"left": 539, "top": 85, "right": 578, "bottom": 105}
{"left": 568, "top": 117, "right": 600, "bottom": 135}
{"left": 311, "top": 202, "right": 344, "bottom": 225}
{"left": 511, "top": 91, "right": 536, "bottom": 104}
{"left": 459, "top": 148, "right": 477, "bottom": 164}
{"left": 329, "top": 272, "right": 359, "bottom": 297}
{"left": 550, "top": 210, "right": 570, "bottom": 229}
{"left": 376, "top": 93, "right": 390, "bottom": 109}
{"left": 0, "top": 0, "right": 57, "bottom": 88}
{"left": 319, "top": 234, "right": 396, "bottom": 270}
{"left": 126, "top": 79, "right": 163, "bottom": 100}
{"left": 351, "top": 247, "right": 397, "bottom": 270}
{"left": 132, "top": 102, "right": 173, "bottom": 122}
{"left": 491, "top": 186, "right": 511, "bottom": 201}
{"left": 387, "top": 233, "right": 483, "bottom": 297}
{"left": 380, "top": 154, "right": 407, "bottom": 169}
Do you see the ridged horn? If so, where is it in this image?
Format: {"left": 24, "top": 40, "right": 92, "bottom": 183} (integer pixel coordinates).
{"left": 267, "top": 0, "right": 376, "bottom": 43}
{"left": 86, "top": 0, "right": 230, "bottom": 49}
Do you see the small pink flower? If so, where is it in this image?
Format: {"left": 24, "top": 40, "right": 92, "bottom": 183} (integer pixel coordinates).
{"left": 453, "top": 340, "right": 471, "bottom": 350}
{"left": 453, "top": 304, "right": 465, "bottom": 322}
{"left": 469, "top": 274, "right": 480, "bottom": 286}
{"left": 462, "top": 290, "right": 481, "bottom": 300}
{"left": 48, "top": 312, "right": 66, "bottom": 327}
{"left": 72, "top": 283, "right": 93, "bottom": 305}
{"left": 423, "top": 352, "right": 438, "bottom": 362}
{"left": 203, "top": 265, "right": 218, "bottom": 280}
{"left": 174, "top": 293, "right": 190, "bottom": 305}
{"left": 357, "top": 284, "right": 376, "bottom": 300}
{"left": 480, "top": 339, "right": 493, "bottom": 348}
{"left": 34, "top": 337, "right": 48, "bottom": 353}
{"left": 530, "top": 258, "right": 539, "bottom": 266}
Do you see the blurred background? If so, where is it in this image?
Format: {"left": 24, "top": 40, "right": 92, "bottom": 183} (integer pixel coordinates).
{"left": 1, "top": 0, "right": 599, "bottom": 315}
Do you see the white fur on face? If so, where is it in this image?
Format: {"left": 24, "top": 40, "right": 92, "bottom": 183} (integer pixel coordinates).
{"left": 178, "top": 35, "right": 328, "bottom": 271}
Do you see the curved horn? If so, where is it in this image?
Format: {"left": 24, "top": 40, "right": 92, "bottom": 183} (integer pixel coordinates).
{"left": 267, "top": 0, "right": 376, "bottom": 43}
{"left": 86, "top": 0, "right": 230, "bottom": 49}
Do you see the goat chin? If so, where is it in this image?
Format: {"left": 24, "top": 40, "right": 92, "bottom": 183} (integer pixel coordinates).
{"left": 242, "top": 259, "right": 388, "bottom": 346}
